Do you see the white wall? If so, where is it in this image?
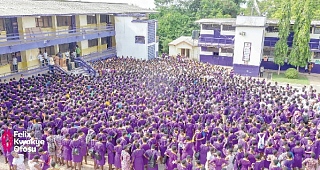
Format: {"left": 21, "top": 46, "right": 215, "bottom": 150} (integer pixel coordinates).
{"left": 21, "top": 17, "right": 36, "bottom": 29}
{"left": 233, "top": 16, "right": 266, "bottom": 66}
{"left": 168, "top": 43, "right": 199, "bottom": 60}
{"left": 115, "top": 16, "right": 148, "bottom": 60}
{"left": 200, "top": 30, "right": 214, "bottom": 35}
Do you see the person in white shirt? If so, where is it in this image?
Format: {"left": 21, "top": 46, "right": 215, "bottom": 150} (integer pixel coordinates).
{"left": 43, "top": 50, "right": 48, "bottom": 65}
{"left": 205, "top": 148, "right": 215, "bottom": 170}
{"left": 11, "top": 151, "right": 26, "bottom": 170}
{"left": 38, "top": 51, "right": 44, "bottom": 67}
{"left": 28, "top": 155, "right": 42, "bottom": 170}
{"left": 48, "top": 55, "right": 55, "bottom": 74}
{"left": 12, "top": 55, "right": 18, "bottom": 72}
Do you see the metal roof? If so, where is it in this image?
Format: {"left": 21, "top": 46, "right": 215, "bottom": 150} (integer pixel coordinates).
{"left": 0, "top": 0, "right": 156, "bottom": 17}
{"left": 196, "top": 18, "right": 320, "bottom": 26}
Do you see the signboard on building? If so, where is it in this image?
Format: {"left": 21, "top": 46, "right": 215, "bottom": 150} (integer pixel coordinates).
{"left": 242, "top": 42, "right": 251, "bottom": 62}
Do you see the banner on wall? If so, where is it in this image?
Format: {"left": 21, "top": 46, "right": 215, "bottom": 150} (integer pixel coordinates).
{"left": 242, "top": 42, "right": 251, "bottom": 62}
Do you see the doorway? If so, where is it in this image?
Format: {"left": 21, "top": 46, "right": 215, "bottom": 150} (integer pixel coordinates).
{"left": 4, "top": 18, "right": 19, "bottom": 40}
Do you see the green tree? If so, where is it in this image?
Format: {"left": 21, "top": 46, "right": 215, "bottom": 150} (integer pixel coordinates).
{"left": 288, "top": 0, "right": 312, "bottom": 70}
{"left": 274, "top": 0, "right": 291, "bottom": 75}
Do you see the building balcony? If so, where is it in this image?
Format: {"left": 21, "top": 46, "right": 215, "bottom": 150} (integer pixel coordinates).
{"left": 264, "top": 39, "right": 320, "bottom": 50}
{"left": 81, "top": 47, "right": 117, "bottom": 62}
{"left": 198, "top": 37, "right": 234, "bottom": 48}
{"left": 0, "top": 25, "right": 115, "bottom": 55}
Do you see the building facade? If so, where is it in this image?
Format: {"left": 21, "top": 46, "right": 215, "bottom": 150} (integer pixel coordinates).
{"left": 0, "top": 0, "right": 158, "bottom": 75}
{"left": 168, "top": 36, "right": 199, "bottom": 61}
{"left": 196, "top": 16, "right": 320, "bottom": 76}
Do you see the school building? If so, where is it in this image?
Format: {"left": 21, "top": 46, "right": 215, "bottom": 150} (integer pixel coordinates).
{"left": 0, "top": 0, "right": 158, "bottom": 76}
{"left": 196, "top": 16, "right": 320, "bottom": 77}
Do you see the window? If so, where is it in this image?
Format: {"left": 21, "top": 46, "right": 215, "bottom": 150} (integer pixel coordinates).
{"left": 87, "top": 15, "right": 97, "bottom": 24}
{"left": 0, "top": 19, "right": 5, "bottom": 31}
{"left": 220, "top": 48, "right": 233, "bottom": 53}
{"left": 206, "top": 47, "right": 219, "bottom": 52}
{"left": 0, "top": 53, "right": 13, "bottom": 65}
{"left": 100, "top": 14, "right": 110, "bottom": 23}
{"left": 58, "top": 43, "right": 69, "bottom": 53}
{"left": 266, "top": 26, "right": 279, "bottom": 32}
{"left": 57, "top": 16, "right": 71, "bottom": 27}
{"left": 314, "top": 52, "right": 320, "bottom": 59}
{"left": 35, "top": 16, "right": 52, "bottom": 28}
{"left": 40, "top": 46, "right": 55, "bottom": 55}
{"left": 135, "top": 36, "right": 145, "bottom": 44}
{"left": 88, "top": 39, "right": 98, "bottom": 47}
{"left": 263, "top": 50, "right": 274, "bottom": 61}
{"left": 315, "top": 27, "right": 320, "bottom": 34}
{"left": 202, "top": 24, "right": 220, "bottom": 30}
{"left": 101, "top": 37, "right": 107, "bottom": 45}
{"left": 222, "top": 25, "right": 235, "bottom": 31}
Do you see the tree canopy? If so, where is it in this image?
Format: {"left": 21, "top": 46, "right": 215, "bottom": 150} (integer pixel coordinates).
{"left": 274, "top": 0, "right": 291, "bottom": 74}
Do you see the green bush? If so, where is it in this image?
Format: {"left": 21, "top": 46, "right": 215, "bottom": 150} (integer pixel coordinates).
{"left": 285, "top": 68, "right": 299, "bottom": 79}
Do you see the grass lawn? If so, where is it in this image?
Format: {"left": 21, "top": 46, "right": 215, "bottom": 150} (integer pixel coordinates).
{"left": 272, "top": 73, "right": 310, "bottom": 85}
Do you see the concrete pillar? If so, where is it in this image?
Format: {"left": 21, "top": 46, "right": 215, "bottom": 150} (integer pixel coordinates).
{"left": 98, "top": 38, "right": 102, "bottom": 52}
{"left": 51, "top": 16, "right": 57, "bottom": 34}
{"left": 54, "top": 45, "right": 59, "bottom": 54}
{"left": 96, "top": 14, "right": 101, "bottom": 29}
{"left": 75, "top": 15, "right": 88, "bottom": 55}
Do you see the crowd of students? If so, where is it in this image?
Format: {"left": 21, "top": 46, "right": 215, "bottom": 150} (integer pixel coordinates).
{"left": 0, "top": 57, "right": 320, "bottom": 170}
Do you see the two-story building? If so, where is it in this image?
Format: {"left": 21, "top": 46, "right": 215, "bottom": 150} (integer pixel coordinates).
{"left": 196, "top": 16, "right": 320, "bottom": 76}
{"left": 0, "top": 0, "right": 158, "bottom": 75}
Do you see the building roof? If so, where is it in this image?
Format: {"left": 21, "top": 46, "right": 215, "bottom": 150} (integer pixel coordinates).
{"left": 168, "top": 36, "right": 198, "bottom": 47}
{"left": 0, "top": 0, "right": 156, "bottom": 17}
{"left": 196, "top": 17, "right": 320, "bottom": 26}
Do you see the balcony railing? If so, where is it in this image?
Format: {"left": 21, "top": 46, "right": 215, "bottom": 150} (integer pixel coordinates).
{"left": 81, "top": 47, "right": 117, "bottom": 62}
{"left": 0, "top": 24, "right": 115, "bottom": 47}
{"left": 198, "top": 37, "right": 234, "bottom": 46}
{"left": 264, "top": 40, "right": 320, "bottom": 49}
{"left": 0, "top": 64, "right": 66, "bottom": 79}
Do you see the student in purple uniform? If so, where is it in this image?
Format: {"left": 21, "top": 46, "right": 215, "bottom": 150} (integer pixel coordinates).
{"left": 144, "top": 145, "right": 160, "bottom": 170}
{"left": 94, "top": 137, "right": 106, "bottom": 170}
{"left": 282, "top": 152, "right": 293, "bottom": 170}
{"left": 269, "top": 160, "right": 281, "bottom": 170}
{"left": 181, "top": 136, "right": 194, "bottom": 160}
{"left": 239, "top": 153, "right": 252, "bottom": 170}
{"left": 253, "top": 155, "right": 264, "bottom": 170}
{"left": 114, "top": 139, "right": 123, "bottom": 170}
{"left": 291, "top": 141, "right": 304, "bottom": 169}
{"left": 38, "top": 147, "right": 50, "bottom": 170}
{"left": 106, "top": 136, "right": 115, "bottom": 170}
{"left": 165, "top": 146, "right": 178, "bottom": 170}
{"left": 70, "top": 133, "right": 82, "bottom": 170}
{"left": 61, "top": 134, "right": 72, "bottom": 168}
{"left": 211, "top": 151, "right": 227, "bottom": 170}
{"left": 132, "top": 143, "right": 144, "bottom": 170}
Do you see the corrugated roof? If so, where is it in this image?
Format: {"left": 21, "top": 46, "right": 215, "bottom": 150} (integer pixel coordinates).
{"left": 196, "top": 18, "right": 320, "bottom": 26}
{"left": 168, "top": 36, "right": 198, "bottom": 46}
{"left": 0, "top": 0, "right": 156, "bottom": 17}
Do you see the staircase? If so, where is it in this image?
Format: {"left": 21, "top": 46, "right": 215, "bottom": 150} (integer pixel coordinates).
{"left": 68, "top": 67, "right": 91, "bottom": 77}
{"left": 74, "top": 58, "right": 97, "bottom": 76}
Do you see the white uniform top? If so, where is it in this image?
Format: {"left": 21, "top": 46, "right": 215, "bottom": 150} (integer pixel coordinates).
{"left": 12, "top": 154, "right": 24, "bottom": 165}
{"left": 28, "top": 160, "right": 39, "bottom": 170}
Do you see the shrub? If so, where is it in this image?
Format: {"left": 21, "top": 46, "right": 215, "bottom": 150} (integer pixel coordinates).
{"left": 285, "top": 68, "right": 299, "bottom": 79}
